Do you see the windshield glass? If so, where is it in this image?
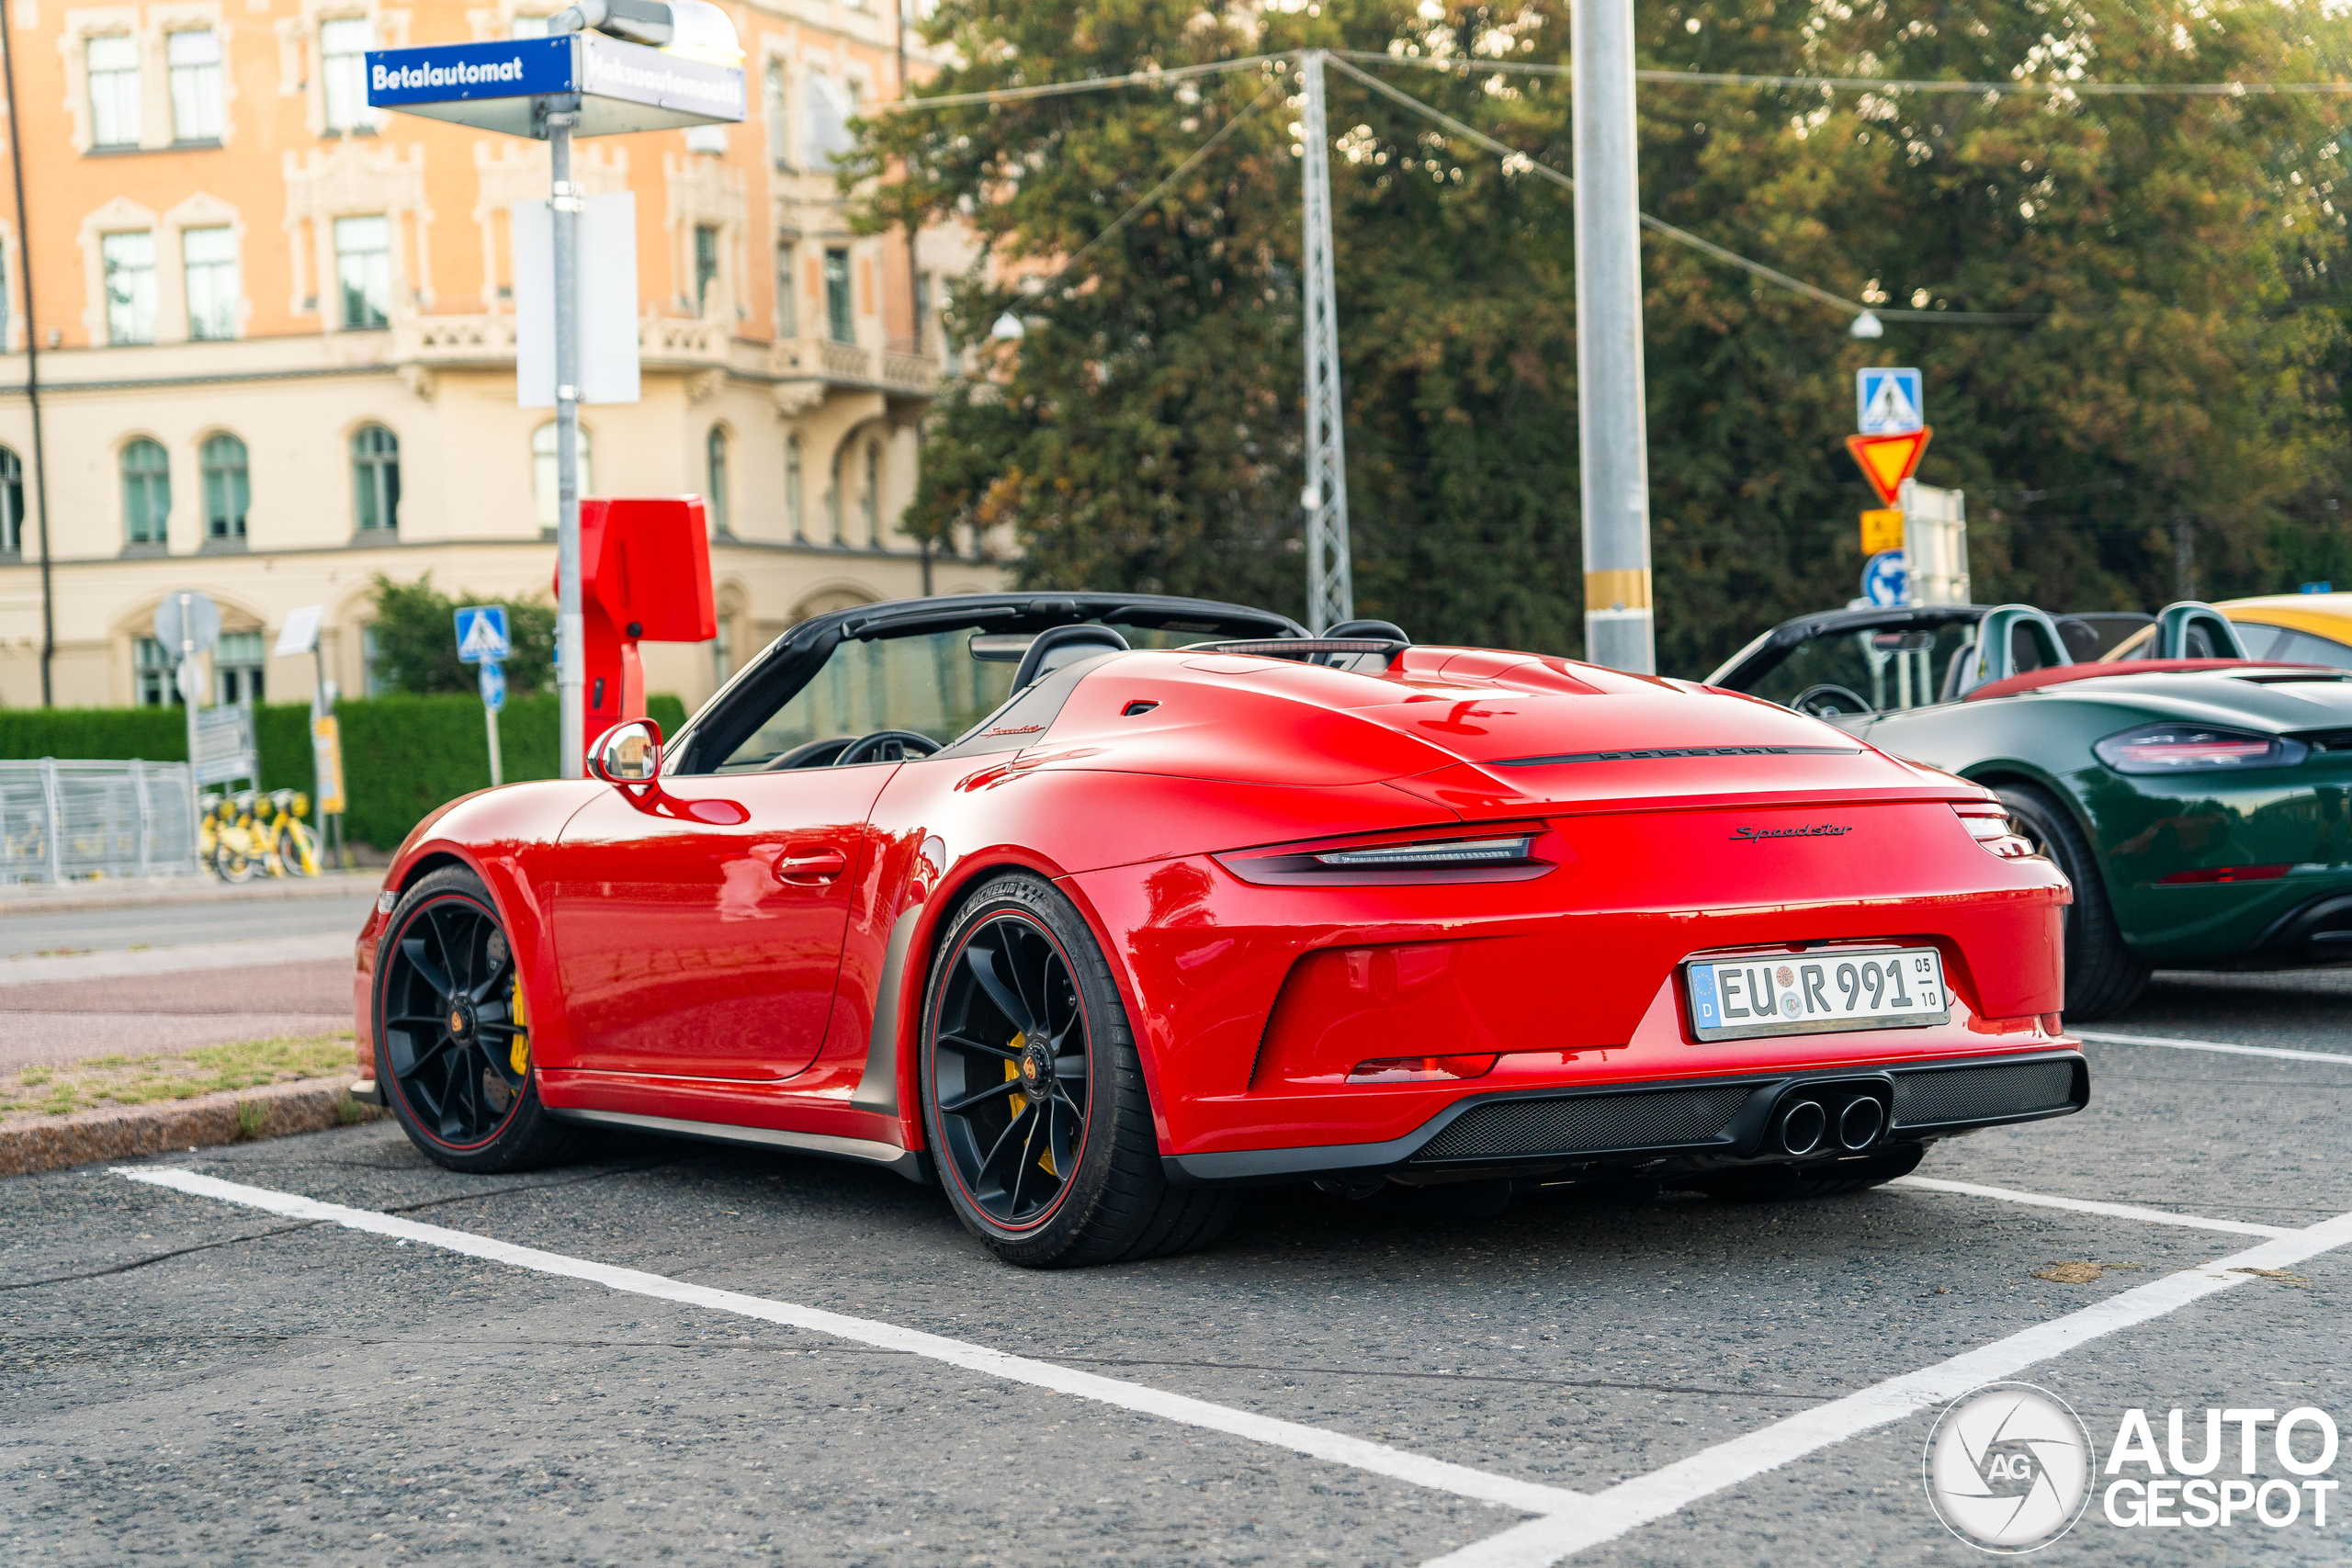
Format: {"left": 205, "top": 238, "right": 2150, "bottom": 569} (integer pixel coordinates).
{"left": 712, "top": 620, "right": 1216, "bottom": 772}
{"left": 1741, "top": 620, "right": 1979, "bottom": 714}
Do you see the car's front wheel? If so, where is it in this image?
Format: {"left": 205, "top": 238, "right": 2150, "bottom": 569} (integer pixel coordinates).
{"left": 920, "top": 874, "right": 1235, "bottom": 1268}
{"left": 1996, "top": 783, "right": 2150, "bottom": 1019}
{"left": 376, "top": 866, "right": 581, "bottom": 1174}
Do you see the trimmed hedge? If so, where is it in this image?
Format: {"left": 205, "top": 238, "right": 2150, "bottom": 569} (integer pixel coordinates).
{"left": 0, "top": 693, "right": 689, "bottom": 851}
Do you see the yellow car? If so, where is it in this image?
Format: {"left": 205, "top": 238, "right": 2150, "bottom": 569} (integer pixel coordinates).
{"left": 2105, "top": 592, "right": 2352, "bottom": 668}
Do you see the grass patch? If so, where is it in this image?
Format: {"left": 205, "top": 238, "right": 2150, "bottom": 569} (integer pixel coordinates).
{"left": 0, "top": 1033, "right": 357, "bottom": 1122}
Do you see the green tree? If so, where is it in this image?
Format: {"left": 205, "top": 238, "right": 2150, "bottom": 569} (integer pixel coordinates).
{"left": 858, "top": 0, "right": 2352, "bottom": 675}
{"left": 365, "top": 572, "right": 557, "bottom": 695}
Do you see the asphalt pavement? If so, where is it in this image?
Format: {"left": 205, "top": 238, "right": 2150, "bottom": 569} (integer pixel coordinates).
{"left": 0, "top": 886, "right": 376, "bottom": 1071}
{"left": 3, "top": 966, "right": 2348, "bottom": 1566}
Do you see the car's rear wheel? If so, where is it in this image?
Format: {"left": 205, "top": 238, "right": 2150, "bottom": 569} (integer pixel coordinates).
{"left": 376, "top": 866, "right": 580, "bottom": 1174}
{"left": 1995, "top": 783, "right": 2150, "bottom": 1019}
{"left": 1678, "top": 1141, "right": 1925, "bottom": 1201}
{"left": 920, "top": 874, "right": 1236, "bottom": 1268}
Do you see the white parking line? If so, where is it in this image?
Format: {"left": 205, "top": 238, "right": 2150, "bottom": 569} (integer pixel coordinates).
{"left": 112, "top": 1167, "right": 1577, "bottom": 1517}
{"left": 2076, "top": 1028, "right": 2352, "bottom": 1065}
{"left": 1890, "top": 1175, "right": 2295, "bottom": 1237}
{"left": 1418, "top": 1209, "right": 2352, "bottom": 1567}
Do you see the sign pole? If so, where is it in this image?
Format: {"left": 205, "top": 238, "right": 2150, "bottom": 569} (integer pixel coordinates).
{"left": 549, "top": 106, "right": 586, "bottom": 781}
{"left": 482, "top": 661, "right": 505, "bottom": 787}
{"left": 177, "top": 593, "right": 201, "bottom": 844}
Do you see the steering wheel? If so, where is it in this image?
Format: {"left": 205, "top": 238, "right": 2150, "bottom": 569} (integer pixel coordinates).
{"left": 834, "top": 729, "right": 943, "bottom": 767}
{"left": 1791, "top": 683, "right": 1872, "bottom": 718}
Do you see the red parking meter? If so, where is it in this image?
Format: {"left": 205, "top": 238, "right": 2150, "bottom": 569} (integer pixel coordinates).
{"left": 562, "top": 497, "right": 717, "bottom": 765}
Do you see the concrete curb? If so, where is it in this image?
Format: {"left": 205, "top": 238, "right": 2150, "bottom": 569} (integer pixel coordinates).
{"left": 0, "top": 1077, "right": 387, "bottom": 1178}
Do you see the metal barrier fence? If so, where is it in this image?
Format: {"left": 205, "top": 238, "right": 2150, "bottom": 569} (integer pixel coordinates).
{"left": 0, "top": 760, "right": 199, "bottom": 884}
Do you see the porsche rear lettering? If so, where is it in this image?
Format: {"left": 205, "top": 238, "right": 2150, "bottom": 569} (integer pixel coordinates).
{"left": 1729, "top": 823, "right": 1854, "bottom": 841}
{"left": 984, "top": 723, "right": 1045, "bottom": 738}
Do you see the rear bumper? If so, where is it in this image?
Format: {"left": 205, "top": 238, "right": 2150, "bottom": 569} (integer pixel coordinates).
{"left": 1160, "top": 1047, "right": 2087, "bottom": 1187}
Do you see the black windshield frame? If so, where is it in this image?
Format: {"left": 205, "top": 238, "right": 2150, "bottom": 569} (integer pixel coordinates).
{"left": 667, "top": 592, "right": 1306, "bottom": 776}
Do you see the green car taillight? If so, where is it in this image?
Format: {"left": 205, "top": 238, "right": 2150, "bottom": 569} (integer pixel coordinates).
{"left": 2093, "top": 724, "right": 2311, "bottom": 774}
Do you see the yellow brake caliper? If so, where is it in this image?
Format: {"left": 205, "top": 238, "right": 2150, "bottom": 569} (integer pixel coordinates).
{"left": 1001, "top": 1031, "right": 1057, "bottom": 1178}
{"left": 510, "top": 973, "right": 531, "bottom": 1077}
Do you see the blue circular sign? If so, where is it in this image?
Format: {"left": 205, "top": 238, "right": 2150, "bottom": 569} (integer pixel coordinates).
{"left": 1862, "top": 549, "right": 1908, "bottom": 608}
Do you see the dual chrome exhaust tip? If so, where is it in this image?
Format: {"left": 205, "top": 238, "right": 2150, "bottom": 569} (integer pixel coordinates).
{"left": 1775, "top": 1091, "right": 1886, "bottom": 1157}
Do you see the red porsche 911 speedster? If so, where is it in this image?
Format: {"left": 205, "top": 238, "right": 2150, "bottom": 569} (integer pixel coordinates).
{"left": 352, "top": 592, "right": 2086, "bottom": 1267}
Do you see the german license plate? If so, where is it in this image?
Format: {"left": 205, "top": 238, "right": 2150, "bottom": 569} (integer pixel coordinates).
{"left": 1684, "top": 947, "right": 1950, "bottom": 1042}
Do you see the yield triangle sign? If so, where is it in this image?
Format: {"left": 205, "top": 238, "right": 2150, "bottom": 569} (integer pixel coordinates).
{"left": 1844, "top": 428, "right": 1932, "bottom": 506}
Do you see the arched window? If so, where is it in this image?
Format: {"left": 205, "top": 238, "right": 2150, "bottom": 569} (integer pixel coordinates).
{"left": 121, "top": 438, "right": 170, "bottom": 546}
{"left": 0, "top": 446, "right": 22, "bottom": 556}
{"left": 862, "top": 439, "right": 881, "bottom": 548}
{"left": 532, "top": 421, "right": 594, "bottom": 529}
{"left": 351, "top": 424, "right": 400, "bottom": 532}
{"left": 785, "top": 434, "right": 804, "bottom": 541}
{"left": 200, "top": 434, "right": 249, "bottom": 540}
{"left": 706, "top": 426, "right": 729, "bottom": 536}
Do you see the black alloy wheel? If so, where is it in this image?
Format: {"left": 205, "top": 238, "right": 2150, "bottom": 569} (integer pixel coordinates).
{"left": 929, "top": 909, "right": 1091, "bottom": 1230}
{"left": 376, "top": 866, "right": 579, "bottom": 1173}
{"left": 920, "top": 874, "right": 1237, "bottom": 1268}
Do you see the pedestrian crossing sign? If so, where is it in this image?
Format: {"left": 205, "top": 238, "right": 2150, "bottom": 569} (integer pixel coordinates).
{"left": 455, "top": 605, "right": 512, "bottom": 664}
{"left": 1856, "top": 367, "right": 1924, "bottom": 435}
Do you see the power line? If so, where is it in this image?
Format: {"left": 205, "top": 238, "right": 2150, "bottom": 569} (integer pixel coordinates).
{"left": 1332, "top": 49, "right": 2352, "bottom": 97}
{"left": 876, "top": 53, "right": 1281, "bottom": 111}
{"left": 1326, "top": 57, "right": 2032, "bottom": 323}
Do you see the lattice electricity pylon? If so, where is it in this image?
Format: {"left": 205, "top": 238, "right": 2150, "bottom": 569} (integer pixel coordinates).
{"left": 1298, "top": 51, "right": 1353, "bottom": 636}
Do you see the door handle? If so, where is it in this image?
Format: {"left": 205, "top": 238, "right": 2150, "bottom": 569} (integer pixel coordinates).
{"left": 775, "top": 846, "right": 849, "bottom": 884}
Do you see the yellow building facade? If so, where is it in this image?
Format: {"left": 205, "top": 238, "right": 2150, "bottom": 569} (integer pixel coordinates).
{"left": 0, "top": 0, "right": 1001, "bottom": 712}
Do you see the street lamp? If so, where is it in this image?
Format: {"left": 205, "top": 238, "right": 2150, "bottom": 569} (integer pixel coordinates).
{"left": 989, "top": 311, "right": 1026, "bottom": 343}
{"left": 1849, "top": 310, "right": 1885, "bottom": 341}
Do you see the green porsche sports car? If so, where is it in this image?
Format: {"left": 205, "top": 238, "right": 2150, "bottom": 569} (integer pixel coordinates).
{"left": 1706, "top": 600, "right": 2352, "bottom": 1017}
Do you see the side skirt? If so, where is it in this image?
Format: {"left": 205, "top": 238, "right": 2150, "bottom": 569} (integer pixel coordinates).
{"left": 545, "top": 1105, "right": 934, "bottom": 1185}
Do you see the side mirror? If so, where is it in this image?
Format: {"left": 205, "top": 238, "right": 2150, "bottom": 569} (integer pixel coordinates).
{"left": 590, "top": 719, "right": 662, "bottom": 785}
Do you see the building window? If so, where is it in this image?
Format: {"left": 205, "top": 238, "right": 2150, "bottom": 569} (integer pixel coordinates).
{"left": 184, "top": 226, "right": 238, "bottom": 341}
{"left": 121, "top": 438, "right": 171, "bottom": 546}
{"left": 511, "top": 13, "right": 550, "bottom": 37}
{"left": 360, "top": 624, "right": 391, "bottom": 695}
{"left": 103, "top": 232, "right": 157, "bottom": 344}
{"left": 694, "top": 224, "right": 720, "bottom": 318}
{"left": 913, "top": 269, "right": 933, "bottom": 355}
{"left": 0, "top": 447, "right": 20, "bottom": 555}
{"left": 531, "top": 421, "right": 593, "bottom": 528}
{"left": 706, "top": 426, "right": 729, "bottom": 536}
{"left": 804, "top": 72, "right": 851, "bottom": 168}
{"left": 863, "top": 440, "right": 881, "bottom": 547}
{"left": 775, "top": 241, "right": 797, "bottom": 336}
{"left": 322, "top": 17, "right": 374, "bottom": 133}
{"left": 168, "top": 30, "right": 224, "bottom": 142}
{"left": 712, "top": 614, "right": 733, "bottom": 684}
{"left": 786, "top": 434, "right": 803, "bottom": 540}
{"left": 135, "top": 637, "right": 175, "bottom": 706}
{"left": 824, "top": 247, "right": 852, "bottom": 344}
{"left": 351, "top": 424, "right": 399, "bottom": 532}
{"left": 334, "top": 216, "right": 390, "bottom": 329}
{"left": 763, "top": 62, "right": 788, "bottom": 167}
{"left": 88, "top": 34, "right": 141, "bottom": 149}
{"left": 215, "top": 630, "right": 265, "bottom": 705}
{"left": 201, "top": 434, "right": 249, "bottom": 539}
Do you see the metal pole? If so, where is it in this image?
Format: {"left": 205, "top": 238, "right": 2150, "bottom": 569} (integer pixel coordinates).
{"left": 1298, "top": 51, "right": 1352, "bottom": 635}
{"left": 2, "top": 2, "right": 56, "bottom": 706}
{"left": 549, "top": 112, "right": 587, "bottom": 778}
{"left": 1571, "top": 0, "right": 1656, "bottom": 672}
{"left": 178, "top": 593, "right": 201, "bottom": 842}
{"left": 483, "top": 663, "right": 504, "bottom": 788}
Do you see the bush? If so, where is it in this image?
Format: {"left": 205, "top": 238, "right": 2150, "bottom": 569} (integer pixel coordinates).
{"left": 0, "top": 693, "right": 690, "bottom": 851}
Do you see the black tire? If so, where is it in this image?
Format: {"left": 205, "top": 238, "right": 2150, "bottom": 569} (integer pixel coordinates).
{"left": 919, "top": 874, "right": 1236, "bottom": 1268}
{"left": 1679, "top": 1140, "right": 1926, "bottom": 1201}
{"left": 375, "top": 866, "right": 582, "bottom": 1175}
{"left": 1995, "top": 783, "right": 2150, "bottom": 1020}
